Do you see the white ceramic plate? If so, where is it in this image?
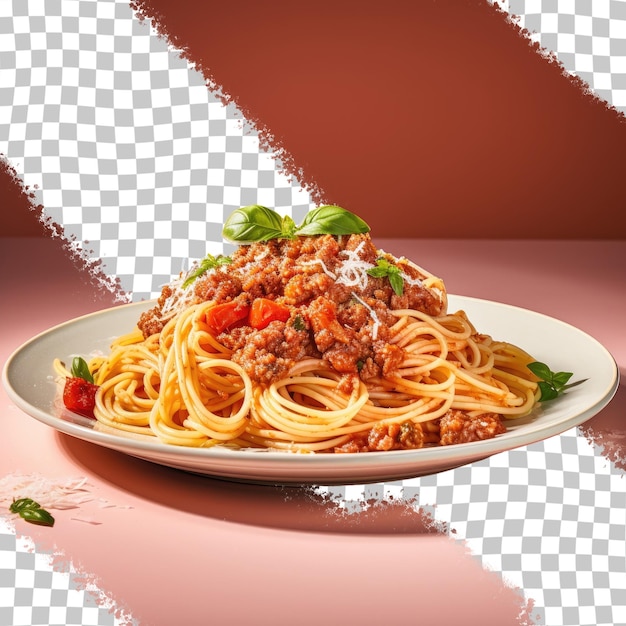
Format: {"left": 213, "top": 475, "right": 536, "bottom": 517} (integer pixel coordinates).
{"left": 2, "top": 296, "right": 619, "bottom": 485}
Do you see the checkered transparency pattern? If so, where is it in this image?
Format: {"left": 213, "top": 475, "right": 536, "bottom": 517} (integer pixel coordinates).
{"left": 1, "top": 2, "right": 626, "bottom": 626}
{"left": 0, "top": 519, "right": 123, "bottom": 626}
{"left": 319, "top": 429, "right": 626, "bottom": 626}
{"left": 414, "top": 431, "right": 626, "bottom": 626}
{"left": 502, "top": 0, "right": 626, "bottom": 112}
{"left": 0, "top": 0, "right": 313, "bottom": 301}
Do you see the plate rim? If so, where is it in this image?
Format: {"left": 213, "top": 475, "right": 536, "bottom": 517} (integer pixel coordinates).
{"left": 2, "top": 295, "right": 620, "bottom": 485}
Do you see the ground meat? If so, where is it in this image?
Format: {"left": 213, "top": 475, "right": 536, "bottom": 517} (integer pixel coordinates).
{"left": 372, "top": 342, "right": 405, "bottom": 377}
{"left": 137, "top": 286, "right": 174, "bottom": 337}
{"left": 334, "top": 421, "right": 425, "bottom": 453}
{"left": 284, "top": 272, "right": 335, "bottom": 304}
{"left": 137, "top": 270, "right": 242, "bottom": 338}
{"left": 327, "top": 281, "right": 356, "bottom": 305}
{"left": 358, "top": 357, "right": 382, "bottom": 380}
{"left": 138, "top": 232, "right": 447, "bottom": 385}
{"left": 194, "top": 270, "right": 242, "bottom": 304}
{"left": 371, "top": 297, "right": 402, "bottom": 332}
{"left": 307, "top": 296, "right": 354, "bottom": 350}
{"left": 230, "top": 321, "right": 311, "bottom": 385}
{"left": 390, "top": 284, "right": 443, "bottom": 317}
{"left": 324, "top": 341, "right": 365, "bottom": 374}
{"left": 342, "top": 233, "right": 379, "bottom": 264}
{"left": 438, "top": 410, "right": 506, "bottom": 445}
{"left": 298, "top": 233, "right": 342, "bottom": 260}
{"left": 241, "top": 265, "right": 285, "bottom": 299}
{"left": 336, "top": 298, "right": 370, "bottom": 331}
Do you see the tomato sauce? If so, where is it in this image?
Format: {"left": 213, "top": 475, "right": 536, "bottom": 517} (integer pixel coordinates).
{"left": 139, "top": 233, "right": 444, "bottom": 386}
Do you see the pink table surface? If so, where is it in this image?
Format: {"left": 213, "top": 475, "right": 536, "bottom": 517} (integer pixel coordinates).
{"left": 1, "top": 236, "right": 625, "bottom": 626}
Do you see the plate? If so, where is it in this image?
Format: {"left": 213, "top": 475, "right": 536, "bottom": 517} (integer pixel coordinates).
{"left": 2, "top": 296, "right": 619, "bottom": 485}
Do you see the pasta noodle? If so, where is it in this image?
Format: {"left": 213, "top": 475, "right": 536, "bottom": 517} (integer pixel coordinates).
{"left": 56, "top": 225, "right": 541, "bottom": 453}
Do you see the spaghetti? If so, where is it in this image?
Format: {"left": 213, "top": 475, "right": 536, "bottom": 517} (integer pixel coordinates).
{"left": 56, "top": 220, "right": 541, "bottom": 453}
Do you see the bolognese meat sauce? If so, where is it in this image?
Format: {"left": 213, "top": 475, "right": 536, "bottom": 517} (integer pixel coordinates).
{"left": 139, "top": 233, "right": 444, "bottom": 386}
{"left": 136, "top": 232, "right": 507, "bottom": 449}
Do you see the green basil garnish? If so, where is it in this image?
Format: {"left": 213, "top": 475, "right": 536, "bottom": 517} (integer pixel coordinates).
{"left": 222, "top": 205, "right": 370, "bottom": 244}
{"left": 183, "top": 253, "right": 232, "bottom": 289}
{"left": 292, "top": 314, "right": 306, "bottom": 331}
{"left": 295, "top": 205, "right": 370, "bottom": 237}
{"left": 20, "top": 507, "right": 56, "bottom": 526}
{"left": 222, "top": 205, "right": 297, "bottom": 243}
{"left": 9, "top": 498, "right": 39, "bottom": 513}
{"left": 10, "top": 498, "right": 55, "bottom": 527}
{"left": 527, "top": 361, "right": 586, "bottom": 401}
{"left": 70, "top": 356, "right": 94, "bottom": 383}
{"left": 367, "top": 258, "right": 404, "bottom": 296}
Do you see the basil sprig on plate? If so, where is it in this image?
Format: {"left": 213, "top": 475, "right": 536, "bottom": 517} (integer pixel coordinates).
{"left": 71, "top": 356, "right": 94, "bottom": 383}
{"left": 527, "top": 361, "right": 587, "bottom": 401}
{"left": 222, "top": 205, "right": 370, "bottom": 244}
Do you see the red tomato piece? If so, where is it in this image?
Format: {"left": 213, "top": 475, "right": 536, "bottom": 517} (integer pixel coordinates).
{"left": 62, "top": 377, "right": 98, "bottom": 418}
{"left": 249, "top": 298, "right": 291, "bottom": 330}
{"left": 205, "top": 301, "right": 250, "bottom": 335}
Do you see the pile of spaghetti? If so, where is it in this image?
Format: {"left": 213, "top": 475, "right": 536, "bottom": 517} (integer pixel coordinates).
{"left": 56, "top": 206, "right": 541, "bottom": 453}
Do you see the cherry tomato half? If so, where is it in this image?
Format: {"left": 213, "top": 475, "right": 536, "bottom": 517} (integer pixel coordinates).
{"left": 204, "top": 301, "right": 251, "bottom": 335}
{"left": 249, "top": 298, "right": 290, "bottom": 330}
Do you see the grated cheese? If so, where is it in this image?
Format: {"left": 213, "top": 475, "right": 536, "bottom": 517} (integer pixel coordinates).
{"left": 0, "top": 473, "right": 95, "bottom": 511}
{"left": 401, "top": 271, "right": 423, "bottom": 288}
{"left": 301, "top": 258, "right": 337, "bottom": 280}
{"left": 395, "top": 256, "right": 424, "bottom": 288}
{"left": 159, "top": 275, "right": 195, "bottom": 321}
{"left": 335, "top": 241, "right": 374, "bottom": 291}
{"left": 352, "top": 293, "right": 381, "bottom": 340}
{"left": 1, "top": 473, "right": 133, "bottom": 527}
{"left": 240, "top": 248, "right": 269, "bottom": 274}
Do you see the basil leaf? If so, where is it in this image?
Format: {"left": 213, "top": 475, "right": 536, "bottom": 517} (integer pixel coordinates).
{"left": 281, "top": 215, "right": 297, "bottom": 236}
{"left": 182, "top": 254, "right": 231, "bottom": 289}
{"left": 552, "top": 371, "right": 574, "bottom": 389}
{"left": 222, "top": 205, "right": 294, "bottom": 243}
{"left": 537, "top": 381, "right": 559, "bottom": 402}
{"left": 10, "top": 498, "right": 40, "bottom": 513}
{"left": 20, "top": 508, "right": 55, "bottom": 527}
{"left": 222, "top": 205, "right": 370, "bottom": 243}
{"left": 388, "top": 271, "right": 404, "bottom": 296}
{"left": 10, "top": 498, "right": 55, "bottom": 527}
{"left": 562, "top": 378, "right": 588, "bottom": 392}
{"left": 71, "top": 356, "right": 94, "bottom": 383}
{"left": 527, "top": 361, "right": 553, "bottom": 381}
{"left": 292, "top": 314, "right": 306, "bottom": 331}
{"left": 295, "top": 205, "right": 370, "bottom": 236}
{"left": 528, "top": 361, "right": 584, "bottom": 402}
{"left": 366, "top": 258, "right": 404, "bottom": 296}
{"left": 366, "top": 265, "right": 389, "bottom": 278}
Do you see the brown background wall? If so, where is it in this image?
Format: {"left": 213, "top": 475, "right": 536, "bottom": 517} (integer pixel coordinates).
{"left": 3, "top": 0, "right": 625, "bottom": 239}
{"left": 1, "top": 159, "right": 48, "bottom": 237}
